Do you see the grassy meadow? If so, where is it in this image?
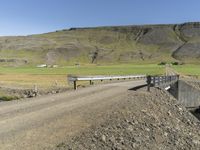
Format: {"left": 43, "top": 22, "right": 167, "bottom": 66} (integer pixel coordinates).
{"left": 0, "top": 64, "right": 164, "bottom": 89}
{"left": 1, "top": 63, "right": 200, "bottom": 90}
{"left": 173, "top": 64, "right": 200, "bottom": 76}
{"left": 0, "top": 63, "right": 200, "bottom": 101}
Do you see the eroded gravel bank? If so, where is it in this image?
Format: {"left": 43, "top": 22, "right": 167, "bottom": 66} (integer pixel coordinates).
{"left": 57, "top": 87, "right": 200, "bottom": 150}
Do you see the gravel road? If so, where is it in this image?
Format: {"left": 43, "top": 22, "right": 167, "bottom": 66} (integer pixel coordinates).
{"left": 0, "top": 80, "right": 146, "bottom": 150}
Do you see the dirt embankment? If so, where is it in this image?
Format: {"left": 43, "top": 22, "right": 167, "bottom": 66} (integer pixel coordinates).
{"left": 184, "top": 80, "right": 200, "bottom": 90}
{"left": 0, "top": 86, "right": 69, "bottom": 101}
{"left": 57, "top": 88, "right": 200, "bottom": 150}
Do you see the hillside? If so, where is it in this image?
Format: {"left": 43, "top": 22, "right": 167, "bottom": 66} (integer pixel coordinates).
{"left": 1, "top": 22, "right": 200, "bottom": 66}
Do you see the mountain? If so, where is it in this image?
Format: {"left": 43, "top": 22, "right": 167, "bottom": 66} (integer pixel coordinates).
{"left": 0, "top": 22, "right": 200, "bottom": 66}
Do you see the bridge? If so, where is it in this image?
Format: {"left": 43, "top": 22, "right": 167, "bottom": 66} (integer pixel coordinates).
{"left": 68, "top": 72, "right": 200, "bottom": 108}
{"left": 146, "top": 75, "right": 179, "bottom": 91}
{"left": 146, "top": 73, "right": 200, "bottom": 108}
{"left": 68, "top": 73, "right": 200, "bottom": 108}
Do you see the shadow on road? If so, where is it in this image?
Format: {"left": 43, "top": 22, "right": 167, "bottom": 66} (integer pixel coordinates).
{"left": 128, "top": 84, "right": 147, "bottom": 91}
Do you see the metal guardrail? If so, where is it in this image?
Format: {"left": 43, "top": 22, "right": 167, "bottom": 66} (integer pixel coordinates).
{"left": 147, "top": 75, "right": 179, "bottom": 91}
{"left": 68, "top": 75, "right": 146, "bottom": 90}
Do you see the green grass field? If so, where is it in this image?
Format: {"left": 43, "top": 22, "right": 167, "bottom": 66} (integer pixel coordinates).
{"left": 0, "top": 64, "right": 164, "bottom": 101}
{"left": 0, "top": 64, "right": 164, "bottom": 75}
{"left": 2, "top": 63, "right": 200, "bottom": 101}
{"left": 173, "top": 65, "right": 200, "bottom": 76}
{"left": 0, "top": 64, "right": 164, "bottom": 89}
{"left": 1, "top": 63, "right": 200, "bottom": 90}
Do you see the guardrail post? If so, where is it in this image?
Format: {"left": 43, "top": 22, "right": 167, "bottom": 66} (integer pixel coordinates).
{"left": 162, "top": 76, "right": 164, "bottom": 84}
{"left": 158, "top": 77, "right": 160, "bottom": 86}
{"left": 147, "top": 75, "right": 152, "bottom": 92}
{"left": 89, "top": 80, "right": 92, "bottom": 85}
{"left": 177, "top": 75, "right": 180, "bottom": 80}
{"left": 153, "top": 76, "right": 155, "bottom": 86}
{"left": 73, "top": 81, "right": 77, "bottom": 90}
{"left": 164, "top": 76, "right": 166, "bottom": 86}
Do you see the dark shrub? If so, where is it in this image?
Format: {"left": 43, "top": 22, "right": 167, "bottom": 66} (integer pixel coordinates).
{"left": 158, "top": 62, "right": 167, "bottom": 65}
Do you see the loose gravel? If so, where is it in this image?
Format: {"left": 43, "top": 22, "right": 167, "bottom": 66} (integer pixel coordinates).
{"left": 57, "top": 87, "right": 200, "bottom": 150}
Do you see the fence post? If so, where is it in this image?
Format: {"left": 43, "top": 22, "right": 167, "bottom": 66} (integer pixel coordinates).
{"left": 147, "top": 75, "right": 152, "bottom": 92}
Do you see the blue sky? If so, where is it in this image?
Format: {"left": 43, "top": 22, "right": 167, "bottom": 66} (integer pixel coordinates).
{"left": 0, "top": 0, "right": 200, "bottom": 36}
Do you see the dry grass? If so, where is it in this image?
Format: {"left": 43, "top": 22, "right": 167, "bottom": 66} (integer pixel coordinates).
{"left": 0, "top": 74, "right": 68, "bottom": 89}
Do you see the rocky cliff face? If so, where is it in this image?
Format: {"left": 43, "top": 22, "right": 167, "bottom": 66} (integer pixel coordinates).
{"left": 0, "top": 22, "right": 200, "bottom": 65}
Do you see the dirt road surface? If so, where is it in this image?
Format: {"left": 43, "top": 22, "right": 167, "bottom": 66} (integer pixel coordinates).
{"left": 0, "top": 80, "right": 146, "bottom": 150}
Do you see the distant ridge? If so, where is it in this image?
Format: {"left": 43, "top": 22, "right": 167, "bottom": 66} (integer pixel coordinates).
{"left": 0, "top": 22, "right": 200, "bottom": 66}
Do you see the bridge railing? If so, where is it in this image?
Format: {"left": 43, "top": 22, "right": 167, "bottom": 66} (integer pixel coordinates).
{"left": 68, "top": 75, "right": 146, "bottom": 90}
{"left": 147, "top": 75, "right": 179, "bottom": 91}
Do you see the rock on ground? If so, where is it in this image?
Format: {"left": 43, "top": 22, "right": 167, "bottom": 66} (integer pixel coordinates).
{"left": 56, "top": 87, "right": 200, "bottom": 150}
